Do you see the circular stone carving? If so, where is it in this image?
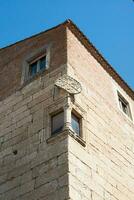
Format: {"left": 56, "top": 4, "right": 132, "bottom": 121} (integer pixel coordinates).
{"left": 55, "top": 74, "right": 82, "bottom": 94}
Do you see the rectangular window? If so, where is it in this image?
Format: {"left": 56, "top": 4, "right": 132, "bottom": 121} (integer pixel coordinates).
{"left": 29, "top": 55, "right": 46, "bottom": 77}
{"left": 51, "top": 111, "right": 64, "bottom": 135}
{"left": 30, "top": 62, "right": 38, "bottom": 77}
{"left": 71, "top": 112, "right": 80, "bottom": 136}
{"left": 39, "top": 56, "right": 46, "bottom": 70}
{"left": 118, "top": 92, "right": 132, "bottom": 119}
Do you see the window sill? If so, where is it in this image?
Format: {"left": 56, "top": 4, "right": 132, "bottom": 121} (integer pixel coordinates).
{"left": 46, "top": 129, "right": 68, "bottom": 144}
{"left": 20, "top": 68, "right": 49, "bottom": 89}
{"left": 119, "top": 108, "right": 133, "bottom": 124}
{"left": 46, "top": 129, "right": 86, "bottom": 147}
{"left": 68, "top": 129, "right": 86, "bottom": 147}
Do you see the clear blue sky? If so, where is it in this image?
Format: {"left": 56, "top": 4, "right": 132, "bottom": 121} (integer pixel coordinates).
{"left": 0, "top": 0, "right": 134, "bottom": 89}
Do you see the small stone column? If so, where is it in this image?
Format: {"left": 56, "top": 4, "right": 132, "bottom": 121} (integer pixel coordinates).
{"left": 63, "top": 94, "right": 72, "bottom": 130}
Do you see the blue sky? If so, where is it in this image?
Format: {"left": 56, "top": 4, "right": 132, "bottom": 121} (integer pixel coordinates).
{"left": 0, "top": 0, "right": 134, "bottom": 89}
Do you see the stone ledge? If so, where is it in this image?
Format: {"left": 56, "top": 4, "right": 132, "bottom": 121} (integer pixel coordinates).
{"left": 46, "top": 129, "right": 86, "bottom": 147}
{"left": 46, "top": 130, "right": 68, "bottom": 144}
{"left": 68, "top": 130, "right": 86, "bottom": 147}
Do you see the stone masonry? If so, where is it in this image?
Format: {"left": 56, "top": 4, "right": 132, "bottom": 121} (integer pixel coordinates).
{"left": 0, "top": 20, "right": 134, "bottom": 200}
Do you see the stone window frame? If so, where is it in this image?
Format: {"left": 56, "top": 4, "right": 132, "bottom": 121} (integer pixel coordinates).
{"left": 117, "top": 91, "right": 133, "bottom": 120}
{"left": 71, "top": 109, "right": 82, "bottom": 137}
{"left": 70, "top": 103, "right": 86, "bottom": 142}
{"left": 50, "top": 109, "right": 64, "bottom": 136}
{"left": 46, "top": 100, "right": 86, "bottom": 147}
{"left": 28, "top": 54, "right": 47, "bottom": 78}
{"left": 45, "top": 100, "right": 65, "bottom": 141}
{"left": 21, "top": 44, "right": 51, "bottom": 85}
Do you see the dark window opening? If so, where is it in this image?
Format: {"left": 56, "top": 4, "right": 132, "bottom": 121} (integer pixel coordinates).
{"left": 39, "top": 56, "right": 46, "bottom": 70}
{"left": 118, "top": 93, "right": 132, "bottom": 119}
{"left": 29, "top": 55, "right": 46, "bottom": 77}
{"left": 71, "top": 112, "right": 80, "bottom": 136}
{"left": 29, "top": 62, "right": 38, "bottom": 77}
{"left": 51, "top": 111, "right": 64, "bottom": 135}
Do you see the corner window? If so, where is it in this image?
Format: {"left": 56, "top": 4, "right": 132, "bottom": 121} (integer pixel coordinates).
{"left": 118, "top": 92, "right": 132, "bottom": 119}
{"left": 71, "top": 112, "right": 81, "bottom": 136}
{"left": 29, "top": 55, "right": 46, "bottom": 78}
{"left": 51, "top": 111, "right": 64, "bottom": 135}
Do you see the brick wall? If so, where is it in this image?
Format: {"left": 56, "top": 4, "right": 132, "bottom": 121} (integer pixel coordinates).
{"left": 0, "top": 25, "right": 67, "bottom": 101}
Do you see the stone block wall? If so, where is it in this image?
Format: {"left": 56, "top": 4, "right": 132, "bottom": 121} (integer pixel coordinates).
{"left": 0, "top": 62, "right": 70, "bottom": 199}
{"left": 67, "top": 27, "right": 134, "bottom": 200}
{"left": 0, "top": 22, "right": 134, "bottom": 200}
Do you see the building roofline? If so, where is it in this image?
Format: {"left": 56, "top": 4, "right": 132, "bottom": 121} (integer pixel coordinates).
{"left": 0, "top": 21, "right": 67, "bottom": 52}
{"left": 0, "top": 19, "right": 133, "bottom": 100}
{"left": 65, "top": 19, "right": 134, "bottom": 101}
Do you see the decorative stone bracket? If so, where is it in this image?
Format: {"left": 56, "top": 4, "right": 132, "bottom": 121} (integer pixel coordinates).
{"left": 54, "top": 74, "right": 82, "bottom": 132}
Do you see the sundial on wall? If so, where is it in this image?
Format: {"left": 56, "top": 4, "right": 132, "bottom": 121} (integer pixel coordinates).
{"left": 55, "top": 74, "right": 82, "bottom": 95}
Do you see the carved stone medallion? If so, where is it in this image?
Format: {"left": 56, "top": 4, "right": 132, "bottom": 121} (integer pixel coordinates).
{"left": 55, "top": 74, "right": 82, "bottom": 94}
